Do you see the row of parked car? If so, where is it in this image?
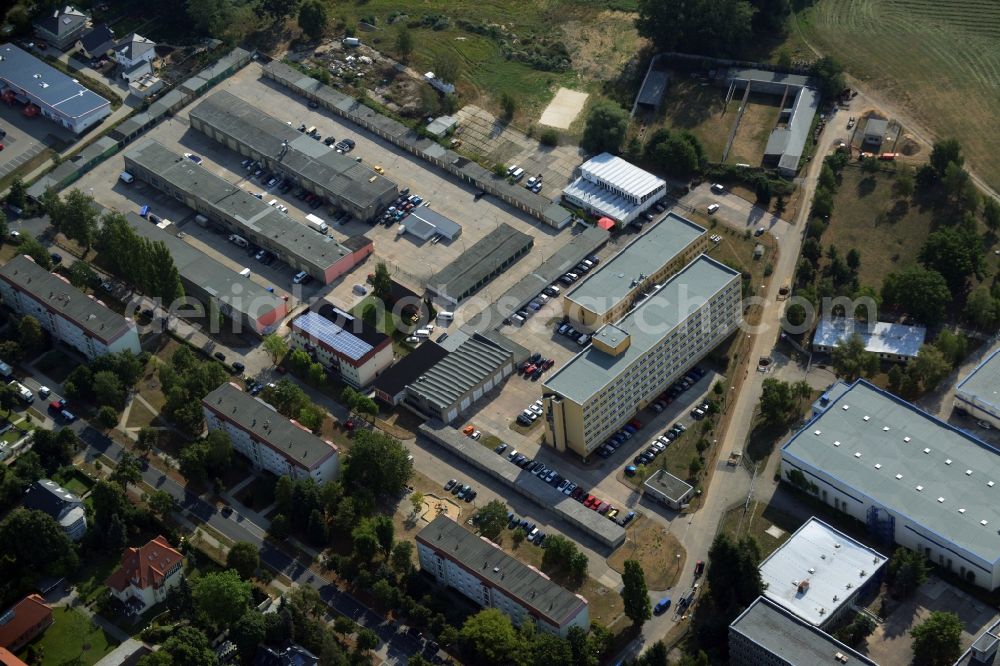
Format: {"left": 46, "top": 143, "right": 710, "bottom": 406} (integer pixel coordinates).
{"left": 377, "top": 191, "right": 424, "bottom": 227}
{"left": 443, "top": 478, "right": 478, "bottom": 502}
{"left": 556, "top": 254, "right": 601, "bottom": 287}
{"left": 596, "top": 418, "right": 644, "bottom": 459}
{"left": 650, "top": 366, "right": 707, "bottom": 413}
{"left": 506, "top": 513, "right": 547, "bottom": 545}
{"left": 517, "top": 352, "right": 555, "bottom": 382}
{"left": 627, "top": 422, "right": 687, "bottom": 467}
{"left": 517, "top": 399, "right": 544, "bottom": 426}
{"left": 555, "top": 321, "right": 590, "bottom": 347}
{"left": 241, "top": 158, "right": 326, "bottom": 210}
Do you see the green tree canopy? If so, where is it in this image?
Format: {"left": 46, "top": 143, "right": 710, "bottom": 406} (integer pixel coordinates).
{"left": 192, "top": 569, "right": 252, "bottom": 630}
{"left": 911, "top": 611, "right": 963, "bottom": 666}
{"left": 371, "top": 261, "right": 392, "bottom": 303}
{"left": 881, "top": 267, "right": 951, "bottom": 325}
{"left": 226, "top": 542, "right": 260, "bottom": 580}
{"left": 343, "top": 429, "right": 413, "bottom": 502}
{"left": 297, "top": 0, "right": 328, "bottom": 40}
{"left": 540, "top": 534, "right": 589, "bottom": 586}
{"left": 474, "top": 500, "right": 509, "bottom": 542}
{"left": 636, "top": 0, "right": 756, "bottom": 56}
{"left": 887, "top": 547, "right": 929, "bottom": 598}
{"left": 581, "top": 100, "right": 629, "bottom": 155}
{"left": 459, "top": 608, "right": 524, "bottom": 665}
{"left": 831, "top": 333, "right": 880, "bottom": 382}
{"left": 621, "top": 559, "right": 651, "bottom": 627}
{"left": 0, "top": 508, "right": 79, "bottom": 583}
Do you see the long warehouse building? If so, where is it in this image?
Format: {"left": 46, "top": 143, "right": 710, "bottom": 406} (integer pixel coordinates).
{"left": 781, "top": 379, "right": 1000, "bottom": 590}
{"left": 125, "top": 213, "right": 287, "bottom": 336}
{"left": 124, "top": 140, "right": 373, "bottom": 284}
{"left": 543, "top": 255, "right": 741, "bottom": 458}
{"left": 426, "top": 223, "right": 533, "bottom": 306}
{"left": 189, "top": 90, "right": 397, "bottom": 223}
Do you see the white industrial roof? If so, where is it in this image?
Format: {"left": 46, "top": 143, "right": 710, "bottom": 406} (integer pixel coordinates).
{"left": 579, "top": 153, "right": 665, "bottom": 200}
{"left": 759, "top": 517, "right": 887, "bottom": 627}
{"left": 813, "top": 318, "right": 926, "bottom": 358}
{"left": 956, "top": 348, "right": 1000, "bottom": 419}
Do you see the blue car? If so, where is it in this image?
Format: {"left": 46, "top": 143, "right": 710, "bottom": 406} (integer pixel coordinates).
{"left": 624, "top": 465, "right": 637, "bottom": 477}
{"left": 654, "top": 598, "right": 671, "bottom": 615}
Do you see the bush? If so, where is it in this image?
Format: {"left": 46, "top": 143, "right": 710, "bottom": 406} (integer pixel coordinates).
{"left": 539, "top": 129, "right": 559, "bottom": 147}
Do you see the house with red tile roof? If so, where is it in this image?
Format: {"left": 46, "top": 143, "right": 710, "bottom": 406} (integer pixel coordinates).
{"left": 0, "top": 594, "right": 53, "bottom": 652}
{"left": 105, "top": 535, "right": 183, "bottom": 615}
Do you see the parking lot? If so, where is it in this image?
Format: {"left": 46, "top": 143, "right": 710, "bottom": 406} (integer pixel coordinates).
{"left": 73, "top": 62, "right": 579, "bottom": 321}
{"left": 0, "top": 103, "right": 71, "bottom": 182}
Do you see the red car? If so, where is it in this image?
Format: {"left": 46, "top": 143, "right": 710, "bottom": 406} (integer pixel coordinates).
{"left": 49, "top": 398, "right": 66, "bottom": 411}
{"left": 694, "top": 560, "right": 705, "bottom": 577}
{"left": 522, "top": 364, "right": 537, "bottom": 376}
{"left": 584, "top": 495, "right": 597, "bottom": 508}
{"left": 542, "top": 359, "right": 554, "bottom": 371}
{"left": 629, "top": 419, "right": 642, "bottom": 429}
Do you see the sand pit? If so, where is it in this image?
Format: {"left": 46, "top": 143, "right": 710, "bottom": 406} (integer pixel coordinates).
{"left": 539, "top": 88, "right": 589, "bottom": 129}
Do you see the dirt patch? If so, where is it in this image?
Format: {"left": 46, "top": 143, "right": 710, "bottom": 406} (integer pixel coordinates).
{"left": 564, "top": 10, "right": 647, "bottom": 84}
{"left": 607, "top": 516, "right": 685, "bottom": 591}
{"left": 654, "top": 76, "right": 731, "bottom": 162}
{"left": 125, "top": 400, "right": 159, "bottom": 429}
{"left": 727, "top": 93, "right": 782, "bottom": 165}
{"left": 539, "top": 88, "right": 589, "bottom": 129}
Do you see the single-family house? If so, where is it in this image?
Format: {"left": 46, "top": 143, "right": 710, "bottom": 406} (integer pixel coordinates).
{"left": 34, "top": 6, "right": 89, "bottom": 51}
{"left": 0, "top": 595, "right": 53, "bottom": 652}
{"left": 77, "top": 24, "right": 116, "bottom": 60}
{"left": 105, "top": 535, "right": 183, "bottom": 615}
{"left": 115, "top": 33, "right": 156, "bottom": 81}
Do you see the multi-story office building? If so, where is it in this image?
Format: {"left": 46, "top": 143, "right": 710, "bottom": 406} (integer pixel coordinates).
{"left": 0, "top": 255, "right": 141, "bottom": 360}
{"left": 0, "top": 44, "right": 110, "bottom": 133}
{"left": 543, "top": 255, "right": 741, "bottom": 458}
{"left": 289, "top": 306, "right": 392, "bottom": 388}
{"left": 782, "top": 379, "right": 1000, "bottom": 590}
{"left": 561, "top": 153, "right": 666, "bottom": 225}
{"left": 203, "top": 382, "right": 340, "bottom": 483}
{"left": 189, "top": 91, "right": 398, "bottom": 223}
{"left": 416, "top": 515, "right": 589, "bottom": 637}
{"left": 123, "top": 140, "right": 374, "bottom": 284}
{"left": 563, "top": 212, "right": 707, "bottom": 328}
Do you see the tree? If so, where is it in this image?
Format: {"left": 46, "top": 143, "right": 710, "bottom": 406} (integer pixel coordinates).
{"left": 259, "top": 0, "right": 301, "bottom": 21}
{"left": 17, "top": 315, "right": 43, "bottom": 354}
{"left": 887, "top": 547, "right": 929, "bottom": 598}
{"left": 67, "top": 261, "right": 98, "bottom": 289}
{"left": 409, "top": 491, "right": 424, "bottom": 515}
{"left": 0, "top": 509, "right": 79, "bottom": 582}
{"left": 351, "top": 523, "right": 379, "bottom": 564}
{"left": 192, "top": 569, "right": 252, "bottom": 630}
{"left": 881, "top": 267, "right": 951, "bottom": 325}
{"left": 231, "top": 611, "right": 266, "bottom": 659}
{"left": 7, "top": 177, "right": 27, "bottom": 210}
{"left": 512, "top": 527, "right": 526, "bottom": 547}
{"left": 581, "top": 100, "right": 629, "bottom": 155}
{"left": 930, "top": 139, "right": 964, "bottom": 176}
{"left": 635, "top": 0, "right": 755, "bottom": 57}
{"left": 297, "top": 0, "right": 328, "bottom": 40}
{"left": 60, "top": 189, "right": 100, "bottom": 249}
{"left": 390, "top": 541, "right": 414, "bottom": 576}
{"left": 356, "top": 627, "right": 379, "bottom": 653}
{"left": 836, "top": 612, "right": 877, "bottom": 647}
{"left": 475, "top": 500, "right": 508, "bottom": 541}
{"left": 111, "top": 451, "right": 142, "bottom": 490}
{"left": 263, "top": 333, "right": 288, "bottom": 365}
{"left": 371, "top": 514, "right": 394, "bottom": 555}
{"left": 911, "top": 611, "right": 963, "bottom": 666}
{"left": 307, "top": 508, "right": 328, "bottom": 545}
{"left": 919, "top": 226, "right": 984, "bottom": 291}
{"left": 965, "top": 286, "right": 1000, "bottom": 329}
{"left": 910, "top": 344, "right": 952, "bottom": 392}
{"left": 371, "top": 261, "right": 392, "bottom": 303}
{"left": 148, "top": 490, "right": 178, "bottom": 517}
{"left": 860, "top": 156, "right": 879, "bottom": 175}
{"left": 706, "top": 533, "right": 764, "bottom": 612}
{"left": 140, "top": 626, "right": 218, "bottom": 666}
{"left": 500, "top": 92, "right": 516, "bottom": 120}
{"left": 136, "top": 427, "right": 157, "bottom": 454}
{"left": 934, "top": 329, "right": 967, "bottom": 366}
{"left": 343, "top": 429, "right": 413, "bottom": 501}
{"left": 431, "top": 51, "right": 460, "bottom": 84}
{"left": 984, "top": 198, "right": 1000, "bottom": 233}
{"left": 395, "top": 25, "right": 413, "bottom": 62}
{"left": 459, "top": 608, "right": 523, "bottom": 665}
{"left": 18, "top": 234, "right": 53, "bottom": 269}
{"left": 759, "top": 378, "right": 796, "bottom": 424}
{"left": 646, "top": 131, "right": 702, "bottom": 179}
{"left": 831, "top": 333, "right": 880, "bottom": 382}
{"left": 275, "top": 475, "right": 294, "bottom": 515}
{"left": 895, "top": 170, "right": 916, "bottom": 200}
{"left": 227, "top": 542, "right": 260, "bottom": 580}
{"left": 810, "top": 56, "right": 846, "bottom": 99}
{"left": 541, "top": 535, "right": 588, "bottom": 586}
{"left": 811, "top": 187, "right": 834, "bottom": 219}
{"left": 94, "top": 370, "right": 126, "bottom": 409}
{"left": 621, "top": 560, "right": 651, "bottom": 627}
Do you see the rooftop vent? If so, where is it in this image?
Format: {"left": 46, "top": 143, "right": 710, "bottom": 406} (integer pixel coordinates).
{"left": 896, "top": 474, "right": 903, "bottom": 480}
{"left": 959, "top": 509, "right": 966, "bottom": 514}
{"left": 874, "top": 463, "right": 881, "bottom": 469}
{"left": 814, "top": 430, "right": 822, "bottom": 436}
{"left": 842, "top": 405, "right": 849, "bottom": 410}
{"left": 967, "top": 470, "right": 973, "bottom": 476}
{"left": 916, "top": 485, "right": 923, "bottom": 491}
{"left": 863, "top": 416, "right": 870, "bottom": 421}
{"left": 923, "top": 448, "right": 931, "bottom": 454}
{"left": 945, "top": 459, "right": 952, "bottom": 465}
{"left": 883, "top": 426, "right": 890, "bottom": 431}
{"left": 983, "top": 520, "right": 990, "bottom": 526}
{"left": 938, "top": 497, "right": 945, "bottom": 503}
{"left": 854, "top": 452, "right": 862, "bottom": 458}
{"left": 904, "top": 436, "right": 911, "bottom": 442}
{"left": 990, "top": 481, "right": 996, "bottom": 487}
{"left": 833, "top": 441, "right": 841, "bottom": 447}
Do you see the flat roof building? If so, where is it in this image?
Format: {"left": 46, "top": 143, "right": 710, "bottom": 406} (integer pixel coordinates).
{"left": 0, "top": 43, "right": 111, "bottom": 133}
{"left": 643, "top": 469, "right": 694, "bottom": 511}
{"left": 405, "top": 332, "right": 516, "bottom": 423}
{"left": 189, "top": 91, "right": 397, "bottom": 222}
{"left": 955, "top": 348, "right": 1000, "bottom": 429}
{"left": 125, "top": 213, "right": 287, "bottom": 336}
{"left": 203, "top": 382, "right": 340, "bottom": 483}
{"left": 399, "top": 207, "right": 462, "bottom": 241}
{"left": 726, "top": 69, "right": 819, "bottom": 176}
{"left": 427, "top": 223, "right": 533, "bottom": 306}
{"left": 782, "top": 379, "right": 1000, "bottom": 590}
{"left": 373, "top": 341, "right": 448, "bottom": 406}
{"left": 0, "top": 255, "right": 140, "bottom": 360}
{"left": 416, "top": 515, "right": 589, "bottom": 637}
{"left": 124, "top": 140, "right": 374, "bottom": 284}
{"left": 863, "top": 117, "right": 889, "bottom": 146}
{"left": 729, "top": 596, "right": 879, "bottom": 666}
{"left": 957, "top": 617, "right": 1000, "bottom": 666}
{"left": 759, "top": 517, "right": 886, "bottom": 628}
{"left": 562, "top": 153, "right": 666, "bottom": 225}
{"left": 564, "top": 212, "right": 707, "bottom": 327}
{"left": 289, "top": 306, "right": 392, "bottom": 388}
{"left": 812, "top": 317, "right": 926, "bottom": 362}
{"left": 544, "top": 255, "right": 742, "bottom": 458}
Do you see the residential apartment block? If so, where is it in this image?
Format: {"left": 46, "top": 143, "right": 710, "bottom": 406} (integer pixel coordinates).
{"left": 289, "top": 306, "right": 392, "bottom": 388}
{"left": 203, "top": 382, "right": 340, "bottom": 483}
{"left": 105, "top": 535, "right": 183, "bottom": 615}
{"left": 543, "top": 255, "right": 741, "bottom": 457}
{"left": 561, "top": 153, "right": 666, "bottom": 225}
{"left": 416, "top": 516, "right": 589, "bottom": 637}
{"left": 0, "top": 255, "right": 140, "bottom": 360}
{"left": 563, "top": 212, "right": 707, "bottom": 328}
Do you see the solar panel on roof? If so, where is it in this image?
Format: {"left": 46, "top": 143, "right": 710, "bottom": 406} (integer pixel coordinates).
{"left": 293, "top": 311, "right": 372, "bottom": 361}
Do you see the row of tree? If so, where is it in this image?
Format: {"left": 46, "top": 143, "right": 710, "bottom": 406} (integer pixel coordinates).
{"left": 96, "top": 210, "right": 185, "bottom": 304}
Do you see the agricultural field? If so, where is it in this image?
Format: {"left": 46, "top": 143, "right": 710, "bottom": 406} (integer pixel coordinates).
{"left": 331, "top": 1, "right": 644, "bottom": 124}
{"left": 789, "top": 0, "right": 1000, "bottom": 191}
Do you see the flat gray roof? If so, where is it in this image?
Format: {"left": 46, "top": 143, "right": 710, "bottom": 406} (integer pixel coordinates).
{"left": 730, "top": 597, "right": 878, "bottom": 665}
{"left": 0, "top": 254, "right": 134, "bottom": 344}
{"left": 404, "top": 207, "right": 461, "bottom": 240}
{"left": 544, "top": 255, "right": 740, "bottom": 404}
{"left": 407, "top": 333, "right": 512, "bottom": 412}
{"left": 417, "top": 515, "right": 586, "bottom": 625}
{"left": 644, "top": 469, "right": 693, "bottom": 501}
{"left": 124, "top": 140, "right": 366, "bottom": 271}
{"left": 0, "top": 43, "right": 110, "bottom": 121}
{"left": 427, "top": 223, "right": 533, "bottom": 302}
{"left": 813, "top": 318, "right": 926, "bottom": 358}
{"left": 190, "top": 91, "right": 396, "bottom": 211}
{"left": 203, "top": 383, "right": 337, "bottom": 470}
{"left": 124, "top": 213, "right": 285, "bottom": 321}
{"left": 566, "top": 212, "right": 704, "bottom": 316}
{"left": 759, "top": 517, "right": 887, "bottom": 626}
{"left": 782, "top": 380, "right": 1000, "bottom": 563}
{"left": 956, "top": 348, "right": 1000, "bottom": 418}
{"left": 637, "top": 69, "right": 669, "bottom": 108}
{"left": 865, "top": 117, "right": 889, "bottom": 136}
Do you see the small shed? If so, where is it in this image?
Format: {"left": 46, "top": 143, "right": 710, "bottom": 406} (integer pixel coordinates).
{"left": 426, "top": 115, "right": 458, "bottom": 138}
{"left": 863, "top": 117, "right": 888, "bottom": 146}
{"left": 644, "top": 469, "right": 694, "bottom": 510}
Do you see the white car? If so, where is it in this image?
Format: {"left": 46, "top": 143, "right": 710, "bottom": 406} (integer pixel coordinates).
{"left": 471, "top": 430, "right": 482, "bottom": 440}
{"left": 529, "top": 404, "right": 543, "bottom": 416}
{"left": 38, "top": 386, "right": 51, "bottom": 398}
{"left": 405, "top": 336, "right": 420, "bottom": 344}
{"left": 707, "top": 203, "right": 720, "bottom": 214}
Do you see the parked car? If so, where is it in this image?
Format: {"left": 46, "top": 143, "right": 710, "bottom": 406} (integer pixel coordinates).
{"left": 495, "top": 442, "right": 508, "bottom": 454}
{"left": 444, "top": 479, "right": 457, "bottom": 491}
{"left": 654, "top": 598, "right": 672, "bottom": 615}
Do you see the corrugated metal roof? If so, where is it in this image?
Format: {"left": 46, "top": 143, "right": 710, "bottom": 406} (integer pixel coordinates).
{"left": 579, "top": 153, "right": 665, "bottom": 200}
{"left": 813, "top": 318, "right": 926, "bottom": 358}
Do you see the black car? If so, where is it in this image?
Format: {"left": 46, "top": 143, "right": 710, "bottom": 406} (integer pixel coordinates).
{"left": 214, "top": 351, "right": 226, "bottom": 361}
{"left": 308, "top": 100, "right": 319, "bottom": 108}
{"left": 232, "top": 361, "right": 246, "bottom": 374}
{"left": 324, "top": 137, "right": 336, "bottom": 146}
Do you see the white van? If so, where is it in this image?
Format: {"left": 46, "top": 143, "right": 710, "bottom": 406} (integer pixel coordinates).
{"left": 437, "top": 311, "right": 454, "bottom": 323}
{"left": 414, "top": 328, "right": 432, "bottom": 338}
{"left": 119, "top": 171, "right": 134, "bottom": 184}
{"left": 510, "top": 167, "right": 525, "bottom": 182}
{"left": 229, "top": 234, "right": 249, "bottom": 248}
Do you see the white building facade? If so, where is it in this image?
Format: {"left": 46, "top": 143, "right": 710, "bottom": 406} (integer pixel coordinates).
{"left": 561, "top": 153, "right": 666, "bottom": 225}
{"left": 289, "top": 310, "right": 393, "bottom": 388}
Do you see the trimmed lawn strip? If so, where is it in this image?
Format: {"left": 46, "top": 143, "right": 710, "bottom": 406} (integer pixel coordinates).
{"left": 17, "top": 607, "right": 118, "bottom": 665}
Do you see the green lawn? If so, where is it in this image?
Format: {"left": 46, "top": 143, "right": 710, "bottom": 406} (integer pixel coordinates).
{"left": 52, "top": 468, "right": 94, "bottom": 496}
{"left": 18, "top": 607, "right": 118, "bottom": 666}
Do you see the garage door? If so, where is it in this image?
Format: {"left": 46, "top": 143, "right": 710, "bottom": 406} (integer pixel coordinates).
{"left": 473, "top": 387, "right": 483, "bottom": 400}
{"left": 446, "top": 408, "right": 457, "bottom": 422}
{"left": 460, "top": 397, "right": 471, "bottom": 411}
{"left": 483, "top": 377, "right": 494, "bottom": 392}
